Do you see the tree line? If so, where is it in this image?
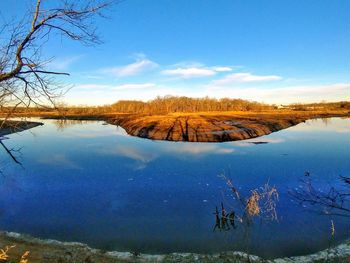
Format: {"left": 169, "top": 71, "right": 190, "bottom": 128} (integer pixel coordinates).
{"left": 64, "top": 96, "right": 276, "bottom": 115}
{"left": 2, "top": 97, "right": 350, "bottom": 116}
{"left": 111, "top": 96, "right": 277, "bottom": 113}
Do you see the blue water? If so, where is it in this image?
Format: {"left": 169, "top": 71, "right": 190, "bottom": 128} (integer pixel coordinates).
{"left": 0, "top": 118, "right": 350, "bottom": 258}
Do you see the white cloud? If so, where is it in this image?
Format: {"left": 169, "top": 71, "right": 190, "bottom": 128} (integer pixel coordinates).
{"left": 101, "top": 58, "right": 158, "bottom": 77}
{"left": 67, "top": 81, "right": 350, "bottom": 105}
{"left": 211, "top": 66, "right": 233, "bottom": 72}
{"left": 162, "top": 65, "right": 233, "bottom": 78}
{"left": 162, "top": 67, "right": 216, "bottom": 78}
{"left": 211, "top": 72, "right": 282, "bottom": 86}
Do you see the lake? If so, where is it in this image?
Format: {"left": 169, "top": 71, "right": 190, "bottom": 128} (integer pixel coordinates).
{"left": 0, "top": 117, "right": 349, "bottom": 259}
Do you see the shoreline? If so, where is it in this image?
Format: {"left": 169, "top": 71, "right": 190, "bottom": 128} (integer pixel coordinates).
{"left": 0, "top": 120, "right": 43, "bottom": 137}
{"left": 1, "top": 231, "right": 350, "bottom": 263}
{"left": 108, "top": 111, "right": 350, "bottom": 142}
{"left": 4, "top": 110, "right": 349, "bottom": 142}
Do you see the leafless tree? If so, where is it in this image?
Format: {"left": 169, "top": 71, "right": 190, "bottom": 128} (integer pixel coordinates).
{"left": 0, "top": 0, "right": 113, "bottom": 166}
{"left": 0, "top": 0, "right": 113, "bottom": 116}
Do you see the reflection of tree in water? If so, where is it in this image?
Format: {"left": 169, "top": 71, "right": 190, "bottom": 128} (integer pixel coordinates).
{"left": 53, "top": 119, "right": 91, "bottom": 131}
{"left": 213, "top": 203, "right": 236, "bottom": 231}
{"left": 0, "top": 139, "right": 22, "bottom": 167}
{"left": 288, "top": 173, "right": 350, "bottom": 255}
{"left": 308, "top": 118, "right": 331, "bottom": 126}
{"left": 213, "top": 172, "right": 279, "bottom": 259}
{"left": 214, "top": 172, "right": 279, "bottom": 230}
{"left": 290, "top": 174, "right": 350, "bottom": 217}
{"left": 321, "top": 118, "right": 331, "bottom": 126}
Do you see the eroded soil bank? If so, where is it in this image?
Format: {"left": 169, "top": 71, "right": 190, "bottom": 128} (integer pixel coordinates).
{"left": 3, "top": 110, "right": 350, "bottom": 142}
{"left": 109, "top": 111, "right": 350, "bottom": 142}
{"left": 0, "top": 231, "right": 349, "bottom": 263}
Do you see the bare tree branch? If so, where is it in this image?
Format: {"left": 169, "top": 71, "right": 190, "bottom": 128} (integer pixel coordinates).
{"left": 0, "top": 0, "right": 114, "bottom": 109}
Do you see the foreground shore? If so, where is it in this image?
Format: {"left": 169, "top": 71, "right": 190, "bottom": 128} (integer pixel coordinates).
{"left": 0, "top": 231, "right": 349, "bottom": 263}
{"left": 4, "top": 109, "right": 350, "bottom": 142}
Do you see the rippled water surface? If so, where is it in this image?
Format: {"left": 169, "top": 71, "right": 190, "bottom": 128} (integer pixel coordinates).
{"left": 0, "top": 118, "right": 350, "bottom": 258}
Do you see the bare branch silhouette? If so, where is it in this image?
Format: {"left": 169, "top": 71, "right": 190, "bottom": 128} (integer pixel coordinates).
{"left": 290, "top": 176, "right": 350, "bottom": 217}
{"left": 0, "top": 0, "right": 114, "bottom": 111}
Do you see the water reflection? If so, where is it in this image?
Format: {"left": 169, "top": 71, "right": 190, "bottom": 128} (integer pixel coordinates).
{"left": 292, "top": 117, "right": 350, "bottom": 133}
{"left": 0, "top": 139, "right": 22, "bottom": 165}
{"left": 0, "top": 118, "right": 349, "bottom": 259}
{"left": 99, "top": 143, "right": 158, "bottom": 170}
{"left": 231, "top": 137, "right": 285, "bottom": 147}
{"left": 163, "top": 143, "right": 235, "bottom": 155}
{"left": 213, "top": 203, "right": 236, "bottom": 231}
{"left": 53, "top": 119, "right": 93, "bottom": 131}
{"left": 37, "top": 154, "right": 82, "bottom": 170}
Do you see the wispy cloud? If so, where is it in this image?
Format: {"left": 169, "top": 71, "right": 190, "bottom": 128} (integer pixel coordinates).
{"left": 211, "top": 72, "right": 282, "bottom": 86}
{"left": 161, "top": 65, "right": 233, "bottom": 78}
{"left": 49, "top": 55, "right": 83, "bottom": 71}
{"left": 162, "top": 67, "right": 216, "bottom": 78}
{"left": 101, "top": 58, "right": 158, "bottom": 77}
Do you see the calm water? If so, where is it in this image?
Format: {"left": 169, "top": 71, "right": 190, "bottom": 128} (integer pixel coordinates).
{"left": 0, "top": 118, "right": 350, "bottom": 258}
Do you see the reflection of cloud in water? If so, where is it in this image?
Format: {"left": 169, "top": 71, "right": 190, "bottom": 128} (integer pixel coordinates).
{"left": 231, "top": 138, "right": 285, "bottom": 147}
{"left": 99, "top": 144, "right": 158, "bottom": 170}
{"left": 99, "top": 141, "right": 235, "bottom": 169}
{"left": 162, "top": 143, "right": 235, "bottom": 155}
{"left": 38, "top": 154, "right": 82, "bottom": 170}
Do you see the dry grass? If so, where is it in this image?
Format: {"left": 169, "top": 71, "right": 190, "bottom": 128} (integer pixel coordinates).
{"left": 0, "top": 245, "right": 29, "bottom": 262}
{"left": 0, "top": 245, "right": 16, "bottom": 261}
{"left": 245, "top": 183, "right": 279, "bottom": 220}
{"left": 20, "top": 251, "right": 30, "bottom": 263}
{"left": 246, "top": 191, "right": 261, "bottom": 217}
{"left": 219, "top": 173, "right": 279, "bottom": 223}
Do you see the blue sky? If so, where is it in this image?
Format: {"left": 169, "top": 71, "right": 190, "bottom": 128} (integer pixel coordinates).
{"left": 2, "top": 0, "right": 350, "bottom": 105}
